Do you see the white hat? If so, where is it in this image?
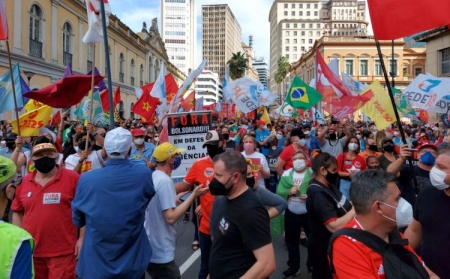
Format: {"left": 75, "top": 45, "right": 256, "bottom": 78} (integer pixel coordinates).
{"left": 104, "top": 127, "right": 132, "bottom": 159}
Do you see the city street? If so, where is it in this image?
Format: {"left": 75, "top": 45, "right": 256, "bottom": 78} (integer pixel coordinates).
{"left": 145, "top": 217, "right": 312, "bottom": 279}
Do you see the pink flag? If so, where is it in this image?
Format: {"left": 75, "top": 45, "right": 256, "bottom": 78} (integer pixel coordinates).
{"left": 0, "top": 0, "right": 8, "bottom": 40}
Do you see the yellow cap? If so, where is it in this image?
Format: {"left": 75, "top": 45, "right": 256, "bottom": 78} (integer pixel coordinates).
{"left": 153, "top": 142, "right": 186, "bottom": 162}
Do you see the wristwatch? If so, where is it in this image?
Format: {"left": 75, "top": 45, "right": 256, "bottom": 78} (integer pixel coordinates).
{"left": 78, "top": 159, "right": 84, "bottom": 164}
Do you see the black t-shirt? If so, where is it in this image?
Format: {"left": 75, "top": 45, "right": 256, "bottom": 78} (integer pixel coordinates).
{"left": 306, "top": 178, "right": 352, "bottom": 242}
{"left": 414, "top": 186, "right": 450, "bottom": 278}
{"left": 225, "top": 140, "right": 236, "bottom": 150}
{"left": 209, "top": 188, "right": 272, "bottom": 279}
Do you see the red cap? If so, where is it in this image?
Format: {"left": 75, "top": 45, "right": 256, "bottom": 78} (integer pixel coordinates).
{"left": 238, "top": 128, "right": 247, "bottom": 135}
{"left": 131, "top": 129, "right": 145, "bottom": 137}
{"left": 257, "top": 120, "right": 265, "bottom": 126}
{"left": 418, "top": 143, "right": 437, "bottom": 152}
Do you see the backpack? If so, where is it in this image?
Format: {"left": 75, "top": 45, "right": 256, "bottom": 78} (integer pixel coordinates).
{"left": 328, "top": 228, "right": 429, "bottom": 279}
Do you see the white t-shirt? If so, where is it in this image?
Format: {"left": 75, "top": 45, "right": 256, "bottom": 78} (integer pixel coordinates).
{"left": 144, "top": 169, "right": 177, "bottom": 264}
{"left": 241, "top": 151, "right": 270, "bottom": 188}
{"left": 64, "top": 150, "right": 104, "bottom": 173}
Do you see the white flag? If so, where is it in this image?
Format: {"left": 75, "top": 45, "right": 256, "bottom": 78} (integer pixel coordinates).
{"left": 150, "top": 62, "right": 167, "bottom": 117}
{"left": 83, "top": 0, "right": 112, "bottom": 43}
{"left": 311, "top": 107, "right": 325, "bottom": 124}
{"left": 341, "top": 72, "right": 368, "bottom": 96}
{"left": 404, "top": 74, "right": 450, "bottom": 113}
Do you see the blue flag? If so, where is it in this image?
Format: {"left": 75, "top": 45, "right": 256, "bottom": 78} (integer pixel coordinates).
{"left": 0, "top": 64, "right": 26, "bottom": 114}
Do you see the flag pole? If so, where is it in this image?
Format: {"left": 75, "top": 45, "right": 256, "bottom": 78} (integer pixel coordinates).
{"left": 86, "top": 43, "right": 96, "bottom": 152}
{"left": 99, "top": 0, "right": 115, "bottom": 128}
{"left": 375, "top": 40, "right": 419, "bottom": 194}
{"left": 5, "top": 41, "right": 21, "bottom": 135}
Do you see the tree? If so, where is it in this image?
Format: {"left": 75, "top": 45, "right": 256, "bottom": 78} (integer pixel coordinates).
{"left": 227, "top": 52, "right": 248, "bottom": 80}
{"left": 274, "top": 56, "right": 291, "bottom": 104}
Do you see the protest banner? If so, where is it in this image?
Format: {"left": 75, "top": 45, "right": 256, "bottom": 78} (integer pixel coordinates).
{"left": 167, "top": 111, "right": 212, "bottom": 179}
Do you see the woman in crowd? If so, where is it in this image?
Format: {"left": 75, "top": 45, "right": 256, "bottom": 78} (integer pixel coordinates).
{"left": 377, "top": 138, "right": 399, "bottom": 170}
{"left": 241, "top": 135, "right": 270, "bottom": 189}
{"left": 267, "top": 137, "right": 282, "bottom": 193}
{"left": 306, "top": 153, "right": 354, "bottom": 279}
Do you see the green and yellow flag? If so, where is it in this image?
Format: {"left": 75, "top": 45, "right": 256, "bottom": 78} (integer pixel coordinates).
{"left": 285, "top": 76, "right": 322, "bottom": 110}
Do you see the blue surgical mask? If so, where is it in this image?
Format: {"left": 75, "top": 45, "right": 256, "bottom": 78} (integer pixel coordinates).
{"left": 421, "top": 151, "right": 435, "bottom": 166}
{"left": 172, "top": 155, "right": 182, "bottom": 170}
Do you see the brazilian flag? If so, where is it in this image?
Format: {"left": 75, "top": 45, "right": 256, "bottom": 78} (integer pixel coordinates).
{"left": 285, "top": 76, "right": 322, "bottom": 110}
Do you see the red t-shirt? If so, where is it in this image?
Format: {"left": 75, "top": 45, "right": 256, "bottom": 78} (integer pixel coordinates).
{"left": 331, "top": 218, "right": 424, "bottom": 279}
{"left": 11, "top": 166, "right": 80, "bottom": 257}
{"left": 184, "top": 156, "right": 215, "bottom": 235}
{"left": 279, "top": 144, "right": 311, "bottom": 170}
{"left": 336, "top": 153, "right": 367, "bottom": 174}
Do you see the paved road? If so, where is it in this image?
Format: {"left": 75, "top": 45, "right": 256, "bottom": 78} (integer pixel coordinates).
{"left": 146, "top": 217, "right": 312, "bottom": 279}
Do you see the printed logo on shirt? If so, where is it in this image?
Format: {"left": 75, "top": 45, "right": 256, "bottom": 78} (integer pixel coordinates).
{"left": 354, "top": 162, "right": 362, "bottom": 169}
{"left": 81, "top": 161, "right": 92, "bottom": 173}
{"left": 43, "top": 193, "right": 61, "bottom": 204}
{"left": 27, "top": 159, "right": 35, "bottom": 173}
{"left": 204, "top": 167, "right": 214, "bottom": 177}
{"left": 219, "top": 217, "right": 229, "bottom": 235}
{"left": 378, "top": 264, "right": 385, "bottom": 275}
{"left": 293, "top": 178, "right": 303, "bottom": 188}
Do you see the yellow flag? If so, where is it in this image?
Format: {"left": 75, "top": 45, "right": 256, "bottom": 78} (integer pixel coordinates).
{"left": 360, "top": 80, "right": 396, "bottom": 129}
{"left": 11, "top": 106, "right": 53, "bottom": 136}
{"left": 261, "top": 107, "right": 271, "bottom": 124}
{"left": 24, "top": 99, "right": 45, "bottom": 112}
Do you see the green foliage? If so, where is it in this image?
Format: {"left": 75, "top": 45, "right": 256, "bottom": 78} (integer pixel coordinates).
{"left": 227, "top": 52, "right": 248, "bottom": 80}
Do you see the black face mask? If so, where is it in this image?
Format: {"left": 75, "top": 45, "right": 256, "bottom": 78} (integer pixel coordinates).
{"left": 325, "top": 171, "right": 339, "bottom": 185}
{"left": 384, "top": 145, "right": 395, "bottom": 153}
{"left": 6, "top": 142, "right": 15, "bottom": 150}
{"left": 223, "top": 133, "right": 230, "bottom": 140}
{"left": 368, "top": 144, "right": 379, "bottom": 152}
{"left": 368, "top": 165, "right": 380, "bottom": 170}
{"left": 329, "top": 133, "right": 337, "bottom": 141}
{"left": 33, "top": 156, "right": 56, "bottom": 173}
{"left": 246, "top": 176, "right": 256, "bottom": 188}
{"left": 207, "top": 145, "right": 224, "bottom": 159}
{"left": 209, "top": 176, "right": 233, "bottom": 196}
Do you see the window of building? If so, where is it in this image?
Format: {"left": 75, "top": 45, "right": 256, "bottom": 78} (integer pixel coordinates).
{"left": 299, "top": 11, "right": 303, "bottom": 16}
{"left": 130, "top": 59, "right": 135, "bottom": 86}
{"left": 307, "top": 11, "right": 310, "bottom": 16}
{"left": 440, "top": 47, "right": 450, "bottom": 75}
{"left": 360, "top": 60, "right": 368, "bottom": 75}
{"left": 119, "top": 53, "right": 124, "bottom": 82}
{"left": 294, "top": 46, "right": 297, "bottom": 52}
{"left": 286, "top": 46, "right": 290, "bottom": 51}
{"left": 308, "top": 31, "right": 313, "bottom": 36}
{"left": 317, "top": 31, "right": 321, "bottom": 36}
{"left": 286, "top": 54, "right": 290, "bottom": 59}
{"left": 284, "top": 3, "right": 288, "bottom": 8}
{"left": 389, "top": 59, "right": 397, "bottom": 76}
{"left": 286, "top": 31, "right": 290, "bottom": 36}
{"left": 286, "top": 39, "right": 289, "bottom": 44}
{"left": 292, "top": 3, "right": 295, "bottom": 8}
{"left": 284, "top": 11, "right": 288, "bottom": 16}
{"left": 301, "top": 46, "right": 305, "bottom": 51}
{"left": 87, "top": 43, "right": 93, "bottom": 72}
{"left": 309, "top": 24, "right": 313, "bottom": 28}
{"left": 29, "top": 4, "right": 43, "bottom": 58}
{"left": 415, "top": 67, "right": 423, "bottom": 76}
{"left": 317, "top": 24, "right": 321, "bottom": 28}
{"left": 140, "top": 64, "right": 144, "bottom": 86}
{"left": 286, "top": 23, "right": 290, "bottom": 28}
{"left": 301, "top": 23, "right": 305, "bottom": 28}
{"left": 291, "top": 11, "right": 295, "bottom": 16}
{"left": 374, "top": 59, "right": 382, "bottom": 76}
{"left": 294, "top": 54, "right": 298, "bottom": 60}
{"left": 309, "top": 39, "right": 313, "bottom": 43}
{"left": 299, "top": 4, "right": 303, "bottom": 8}
{"left": 294, "top": 23, "right": 297, "bottom": 28}
{"left": 62, "top": 22, "right": 72, "bottom": 66}
{"left": 307, "top": 4, "right": 310, "bottom": 8}
{"left": 301, "top": 39, "right": 305, "bottom": 44}
{"left": 314, "top": 3, "right": 318, "bottom": 8}
{"left": 294, "top": 31, "right": 297, "bottom": 36}
{"left": 314, "top": 11, "right": 318, "bottom": 16}
{"left": 293, "top": 39, "right": 297, "bottom": 44}
{"left": 345, "top": 60, "right": 354, "bottom": 75}
{"left": 301, "top": 31, "right": 305, "bottom": 36}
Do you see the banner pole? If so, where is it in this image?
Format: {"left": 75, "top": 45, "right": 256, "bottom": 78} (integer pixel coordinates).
{"left": 375, "top": 39, "right": 419, "bottom": 194}
{"left": 6, "top": 41, "right": 21, "bottom": 135}
{"left": 86, "top": 43, "right": 96, "bottom": 152}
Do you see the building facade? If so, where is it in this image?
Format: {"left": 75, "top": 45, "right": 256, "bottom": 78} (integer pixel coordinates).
{"left": 0, "top": 0, "right": 186, "bottom": 120}
{"left": 414, "top": 26, "right": 450, "bottom": 77}
{"left": 202, "top": 4, "right": 243, "bottom": 80}
{"left": 194, "top": 70, "right": 223, "bottom": 106}
{"left": 161, "top": 0, "right": 196, "bottom": 76}
{"left": 268, "top": 0, "right": 368, "bottom": 96}
{"left": 253, "top": 58, "right": 269, "bottom": 87}
{"left": 241, "top": 39, "right": 260, "bottom": 82}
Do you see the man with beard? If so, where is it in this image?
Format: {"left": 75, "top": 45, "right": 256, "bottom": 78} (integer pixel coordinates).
{"left": 175, "top": 130, "right": 225, "bottom": 279}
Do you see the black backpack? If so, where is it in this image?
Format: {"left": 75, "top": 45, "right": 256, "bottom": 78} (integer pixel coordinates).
{"left": 328, "top": 228, "right": 429, "bottom": 279}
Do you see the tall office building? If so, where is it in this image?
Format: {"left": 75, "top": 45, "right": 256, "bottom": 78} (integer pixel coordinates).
{"left": 161, "top": 0, "right": 196, "bottom": 76}
{"left": 202, "top": 4, "right": 243, "bottom": 80}
{"left": 194, "top": 70, "right": 223, "bottom": 106}
{"left": 253, "top": 58, "right": 269, "bottom": 87}
{"left": 268, "top": 0, "right": 368, "bottom": 94}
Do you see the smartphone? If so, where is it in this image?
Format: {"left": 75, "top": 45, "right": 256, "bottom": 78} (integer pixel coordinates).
{"left": 180, "top": 191, "right": 192, "bottom": 202}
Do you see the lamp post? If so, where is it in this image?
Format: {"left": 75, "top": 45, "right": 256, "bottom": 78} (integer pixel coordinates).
{"left": 23, "top": 70, "right": 35, "bottom": 88}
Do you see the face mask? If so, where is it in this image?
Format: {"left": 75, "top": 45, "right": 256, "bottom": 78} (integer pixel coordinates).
{"left": 276, "top": 134, "right": 282, "bottom": 140}
{"left": 298, "top": 139, "right": 306, "bottom": 146}
{"left": 383, "top": 145, "right": 394, "bottom": 153}
{"left": 348, "top": 142, "right": 359, "bottom": 151}
{"left": 244, "top": 143, "right": 254, "bottom": 153}
{"left": 324, "top": 170, "right": 339, "bottom": 185}
{"left": 430, "top": 166, "right": 449, "bottom": 190}
{"left": 304, "top": 131, "right": 310, "bottom": 138}
{"left": 368, "top": 144, "right": 378, "bottom": 152}
{"left": 154, "top": 137, "right": 159, "bottom": 143}
{"left": 74, "top": 146, "right": 80, "bottom": 153}
{"left": 329, "top": 132, "right": 337, "bottom": 141}
{"left": 246, "top": 176, "right": 256, "bottom": 188}
{"left": 420, "top": 151, "right": 435, "bottom": 166}
{"left": 379, "top": 198, "right": 413, "bottom": 229}
{"left": 207, "top": 145, "right": 224, "bottom": 159}
{"left": 271, "top": 146, "right": 277, "bottom": 150}
{"left": 356, "top": 134, "right": 361, "bottom": 140}
{"left": 394, "top": 131, "right": 400, "bottom": 137}
{"left": 368, "top": 165, "right": 380, "bottom": 170}
{"left": 134, "top": 138, "right": 144, "bottom": 145}
{"left": 209, "top": 176, "right": 233, "bottom": 196}
{"left": 6, "top": 142, "right": 14, "bottom": 150}
{"left": 223, "top": 133, "right": 230, "bottom": 140}
{"left": 172, "top": 156, "right": 182, "bottom": 170}
{"left": 293, "top": 159, "right": 306, "bottom": 171}
{"left": 33, "top": 156, "right": 56, "bottom": 174}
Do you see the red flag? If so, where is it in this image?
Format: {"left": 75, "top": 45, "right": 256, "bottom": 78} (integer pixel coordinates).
{"left": 100, "top": 86, "right": 121, "bottom": 112}
{"left": 141, "top": 74, "right": 179, "bottom": 104}
{"left": 48, "top": 110, "right": 61, "bottom": 126}
{"left": 419, "top": 109, "right": 429, "bottom": 123}
{"left": 159, "top": 124, "right": 169, "bottom": 144}
{"left": 132, "top": 91, "right": 160, "bottom": 120}
{"left": 181, "top": 91, "right": 195, "bottom": 111}
{"left": 367, "top": 0, "right": 450, "bottom": 40}
{"left": 0, "top": 0, "right": 8, "bottom": 40}
{"left": 23, "top": 75, "right": 104, "bottom": 108}
{"left": 323, "top": 92, "right": 374, "bottom": 120}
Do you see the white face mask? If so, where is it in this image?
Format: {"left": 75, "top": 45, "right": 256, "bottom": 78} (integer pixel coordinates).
{"left": 276, "top": 134, "right": 282, "bottom": 140}
{"left": 380, "top": 197, "right": 413, "bottom": 228}
{"left": 356, "top": 134, "right": 361, "bottom": 140}
{"left": 430, "top": 166, "right": 449, "bottom": 190}
{"left": 348, "top": 142, "right": 359, "bottom": 151}
{"left": 394, "top": 131, "right": 400, "bottom": 137}
{"left": 74, "top": 146, "right": 79, "bottom": 153}
{"left": 134, "top": 138, "right": 144, "bottom": 145}
{"left": 293, "top": 159, "right": 306, "bottom": 171}
{"left": 298, "top": 139, "right": 306, "bottom": 146}
{"left": 154, "top": 137, "right": 159, "bottom": 142}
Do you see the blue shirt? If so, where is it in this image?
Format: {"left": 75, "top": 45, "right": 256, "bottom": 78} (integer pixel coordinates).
{"left": 255, "top": 128, "right": 271, "bottom": 156}
{"left": 72, "top": 159, "right": 155, "bottom": 279}
{"left": 129, "top": 142, "right": 155, "bottom": 166}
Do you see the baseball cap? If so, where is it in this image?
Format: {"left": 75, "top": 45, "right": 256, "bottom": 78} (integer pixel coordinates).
{"left": 131, "top": 129, "right": 145, "bottom": 137}
{"left": 203, "top": 130, "right": 224, "bottom": 148}
{"left": 104, "top": 127, "right": 132, "bottom": 159}
{"left": 4, "top": 132, "right": 17, "bottom": 141}
{"left": 39, "top": 127, "right": 56, "bottom": 143}
{"left": 418, "top": 143, "right": 437, "bottom": 152}
{"left": 0, "top": 156, "right": 16, "bottom": 184}
{"left": 32, "top": 143, "right": 57, "bottom": 156}
{"left": 382, "top": 138, "right": 394, "bottom": 145}
{"left": 152, "top": 142, "right": 186, "bottom": 162}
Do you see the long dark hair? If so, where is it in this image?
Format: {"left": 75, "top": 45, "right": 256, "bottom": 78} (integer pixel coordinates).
{"left": 343, "top": 136, "right": 361, "bottom": 154}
